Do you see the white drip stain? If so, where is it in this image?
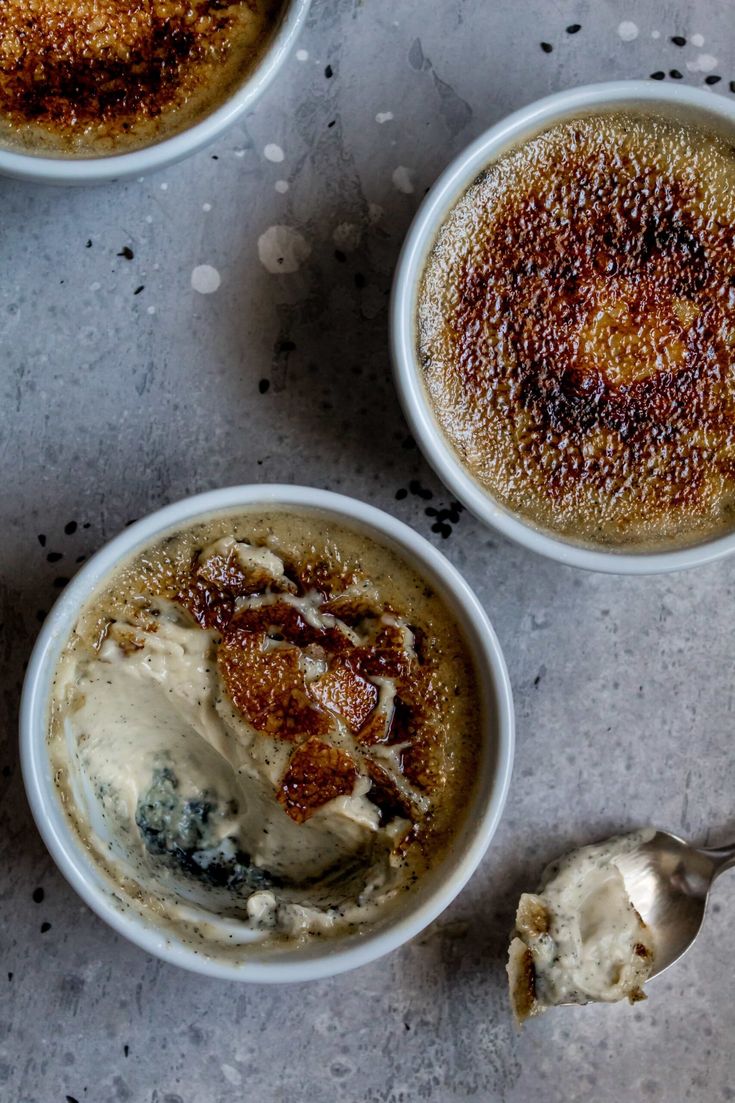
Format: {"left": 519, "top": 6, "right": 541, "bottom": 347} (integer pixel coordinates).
{"left": 264, "top": 143, "right": 285, "bottom": 163}
{"left": 160, "top": 182, "right": 168, "bottom": 191}
{"left": 296, "top": 48, "right": 309, "bottom": 61}
{"left": 275, "top": 180, "right": 290, "bottom": 194}
{"left": 191, "top": 265, "right": 222, "bottom": 294}
{"left": 617, "top": 21, "right": 639, "bottom": 41}
{"left": 202, "top": 202, "right": 212, "bottom": 212}
{"left": 651, "top": 30, "right": 660, "bottom": 39}
{"left": 332, "top": 222, "right": 362, "bottom": 251}
{"left": 376, "top": 112, "right": 394, "bottom": 124}
{"left": 687, "top": 53, "right": 717, "bottom": 72}
{"left": 691, "top": 33, "right": 705, "bottom": 47}
{"left": 392, "top": 166, "right": 415, "bottom": 194}
{"left": 258, "top": 226, "right": 311, "bottom": 274}
{"left": 147, "top": 305, "right": 156, "bottom": 315}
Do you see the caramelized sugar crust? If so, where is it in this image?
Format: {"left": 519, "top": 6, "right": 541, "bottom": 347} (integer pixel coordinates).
{"left": 177, "top": 540, "right": 443, "bottom": 825}
{"left": 419, "top": 114, "right": 735, "bottom": 549}
{"left": 0, "top": 0, "right": 280, "bottom": 148}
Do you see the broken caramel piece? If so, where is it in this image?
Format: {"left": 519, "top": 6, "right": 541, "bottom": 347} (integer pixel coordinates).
{"left": 277, "top": 737, "right": 358, "bottom": 823}
{"left": 308, "top": 660, "right": 378, "bottom": 732}
{"left": 218, "top": 628, "right": 329, "bottom": 740}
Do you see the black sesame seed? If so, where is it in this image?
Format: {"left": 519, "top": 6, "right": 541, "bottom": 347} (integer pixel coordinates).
{"left": 327, "top": 120, "right": 336, "bottom": 128}
{"left": 32, "top": 887, "right": 44, "bottom": 904}
{"left": 117, "top": 246, "right": 134, "bottom": 260}
{"left": 7, "top": 973, "right": 12, "bottom": 981}
{"left": 124, "top": 1045, "right": 129, "bottom": 1058}
{"left": 670, "top": 69, "right": 683, "bottom": 79}
{"left": 64, "top": 521, "right": 77, "bottom": 535}
{"left": 650, "top": 71, "right": 666, "bottom": 80}
{"left": 705, "top": 74, "right": 722, "bottom": 85}
{"left": 324, "top": 64, "right": 333, "bottom": 78}
{"left": 566, "top": 23, "right": 581, "bottom": 34}
{"left": 83, "top": 522, "right": 90, "bottom": 529}
{"left": 258, "top": 379, "right": 270, "bottom": 394}
{"left": 85, "top": 240, "right": 92, "bottom": 248}
{"left": 334, "top": 250, "right": 346, "bottom": 263}
{"left": 46, "top": 551, "right": 62, "bottom": 563}
{"left": 53, "top": 577, "right": 70, "bottom": 589}
{"left": 671, "top": 35, "right": 686, "bottom": 47}
{"left": 37, "top": 534, "right": 46, "bottom": 546}
{"left": 40, "top": 922, "right": 51, "bottom": 933}
{"left": 395, "top": 488, "right": 407, "bottom": 500}
{"left": 76, "top": 555, "right": 86, "bottom": 564}
{"left": 540, "top": 42, "right": 553, "bottom": 53}
{"left": 133, "top": 285, "right": 145, "bottom": 295}
{"left": 730, "top": 81, "right": 735, "bottom": 93}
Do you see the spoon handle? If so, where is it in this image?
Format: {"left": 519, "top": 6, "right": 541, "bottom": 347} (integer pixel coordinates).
{"left": 700, "top": 842, "right": 735, "bottom": 878}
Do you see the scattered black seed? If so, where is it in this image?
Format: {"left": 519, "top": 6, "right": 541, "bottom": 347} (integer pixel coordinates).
{"left": 705, "top": 74, "right": 722, "bottom": 85}
{"left": 566, "top": 23, "right": 581, "bottom": 34}
{"left": 258, "top": 379, "right": 270, "bottom": 394}
{"left": 404, "top": 1022, "right": 411, "bottom": 1031}
{"left": 7, "top": 973, "right": 12, "bottom": 982}
{"left": 327, "top": 120, "right": 336, "bottom": 128}
{"left": 53, "top": 577, "right": 69, "bottom": 589}
{"left": 671, "top": 35, "right": 686, "bottom": 47}
{"left": 76, "top": 555, "right": 86, "bottom": 564}
{"left": 124, "top": 1045, "right": 129, "bottom": 1058}
{"left": 212, "top": 155, "right": 219, "bottom": 160}
{"left": 40, "top": 922, "right": 51, "bottom": 933}
{"left": 534, "top": 674, "right": 542, "bottom": 686}
{"left": 32, "top": 887, "right": 44, "bottom": 904}
{"left": 650, "top": 71, "right": 666, "bottom": 80}
{"left": 730, "top": 81, "right": 735, "bottom": 93}
{"left": 408, "top": 479, "right": 433, "bottom": 500}
{"left": 425, "top": 506, "right": 437, "bottom": 517}
{"left": 334, "top": 249, "right": 347, "bottom": 263}
{"left": 324, "top": 64, "right": 333, "bottom": 78}
{"left": 395, "top": 488, "right": 408, "bottom": 500}
{"left": 85, "top": 240, "right": 92, "bottom": 248}
{"left": 37, "top": 534, "right": 46, "bottom": 546}
{"left": 125, "top": 519, "right": 138, "bottom": 527}
{"left": 133, "top": 285, "right": 145, "bottom": 295}
{"left": 670, "top": 69, "right": 683, "bottom": 79}
{"left": 354, "top": 273, "right": 366, "bottom": 289}
{"left": 64, "top": 521, "right": 77, "bottom": 535}
{"left": 47, "top": 551, "right": 63, "bottom": 563}
{"left": 117, "top": 246, "right": 134, "bottom": 260}
{"left": 83, "top": 522, "right": 91, "bottom": 529}
{"left": 66, "top": 1097, "right": 80, "bottom": 1103}
{"left": 540, "top": 42, "right": 553, "bottom": 53}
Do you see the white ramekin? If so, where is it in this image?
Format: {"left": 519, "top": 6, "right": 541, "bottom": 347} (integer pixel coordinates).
{"left": 391, "top": 80, "right": 735, "bottom": 574}
{"left": 20, "top": 484, "right": 514, "bottom": 982}
{"left": 0, "top": 0, "right": 310, "bottom": 184}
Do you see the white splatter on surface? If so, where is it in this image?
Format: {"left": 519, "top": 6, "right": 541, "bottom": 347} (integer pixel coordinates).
{"left": 145, "top": 214, "right": 153, "bottom": 224}
{"left": 147, "top": 305, "right": 156, "bottom": 315}
{"left": 160, "top": 183, "right": 168, "bottom": 191}
{"left": 221, "top": 1065, "right": 242, "bottom": 1087}
{"left": 275, "top": 180, "right": 290, "bottom": 194}
{"left": 617, "top": 21, "right": 639, "bottom": 41}
{"left": 89, "top": 282, "right": 101, "bottom": 292}
{"left": 234, "top": 148, "right": 246, "bottom": 158}
{"left": 202, "top": 202, "right": 212, "bottom": 212}
{"left": 257, "top": 226, "right": 311, "bottom": 274}
{"left": 651, "top": 29, "right": 660, "bottom": 39}
{"left": 392, "top": 166, "right": 414, "bottom": 194}
{"left": 332, "top": 222, "right": 362, "bottom": 251}
{"left": 376, "top": 112, "right": 394, "bottom": 124}
{"left": 191, "top": 265, "right": 222, "bottom": 294}
{"left": 296, "top": 48, "right": 309, "bottom": 61}
{"left": 686, "top": 53, "right": 717, "bottom": 72}
{"left": 691, "top": 33, "right": 705, "bottom": 47}
{"left": 264, "top": 143, "right": 285, "bottom": 163}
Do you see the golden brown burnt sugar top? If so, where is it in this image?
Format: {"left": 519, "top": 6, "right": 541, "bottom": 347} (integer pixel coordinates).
{"left": 0, "top": 0, "right": 281, "bottom": 151}
{"left": 418, "top": 113, "right": 735, "bottom": 550}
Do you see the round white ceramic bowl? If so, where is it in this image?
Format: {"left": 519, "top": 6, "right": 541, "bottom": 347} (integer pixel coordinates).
{"left": 391, "top": 80, "right": 735, "bottom": 574}
{"left": 20, "top": 484, "right": 514, "bottom": 982}
{"left": 0, "top": 0, "right": 310, "bottom": 185}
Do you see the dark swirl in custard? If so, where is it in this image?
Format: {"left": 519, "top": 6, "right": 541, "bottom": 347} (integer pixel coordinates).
{"left": 418, "top": 113, "right": 735, "bottom": 549}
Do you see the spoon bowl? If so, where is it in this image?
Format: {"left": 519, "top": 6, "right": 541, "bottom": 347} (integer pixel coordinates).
{"left": 614, "top": 830, "right": 735, "bottom": 978}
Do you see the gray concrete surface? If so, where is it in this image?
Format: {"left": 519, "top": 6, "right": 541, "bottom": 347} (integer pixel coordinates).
{"left": 2, "top": 1, "right": 735, "bottom": 1100}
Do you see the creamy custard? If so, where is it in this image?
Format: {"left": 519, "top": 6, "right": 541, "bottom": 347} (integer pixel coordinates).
{"left": 0, "top": 0, "right": 283, "bottom": 157}
{"left": 507, "top": 831, "right": 655, "bottom": 1024}
{"left": 49, "top": 510, "right": 481, "bottom": 955}
{"left": 419, "top": 112, "right": 735, "bottom": 551}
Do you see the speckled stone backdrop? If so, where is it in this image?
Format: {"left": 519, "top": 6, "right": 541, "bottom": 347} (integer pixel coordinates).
{"left": 3, "top": 1, "right": 735, "bottom": 1100}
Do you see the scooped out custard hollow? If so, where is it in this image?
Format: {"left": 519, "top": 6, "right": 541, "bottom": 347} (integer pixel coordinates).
{"left": 418, "top": 112, "right": 735, "bottom": 551}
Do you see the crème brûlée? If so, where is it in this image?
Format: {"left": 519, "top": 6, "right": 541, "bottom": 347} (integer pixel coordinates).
{"left": 0, "top": 0, "right": 283, "bottom": 156}
{"left": 507, "top": 831, "right": 656, "bottom": 1024}
{"left": 419, "top": 112, "right": 735, "bottom": 551}
{"left": 49, "top": 511, "right": 481, "bottom": 951}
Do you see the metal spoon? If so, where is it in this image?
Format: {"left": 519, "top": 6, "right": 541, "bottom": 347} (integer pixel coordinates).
{"left": 614, "top": 830, "right": 735, "bottom": 978}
